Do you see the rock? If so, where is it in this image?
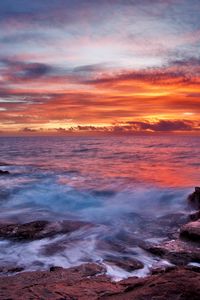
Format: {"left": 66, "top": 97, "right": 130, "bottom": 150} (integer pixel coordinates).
{"left": 0, "top": 266, "right": 199, "bottom": 300}
{"left": 103, "top": 268, "right": 200, "bottom": 300}
{"left": 0, "top": 263, "right": 113, "bottom": 300}
{"left": 7, "top": 267, "right": 24, "bottom": 273}
{"left": 153, "top": 213, "right": 189, "bottom": 239}
{"left": 190, "top": 210, "right": 200, "bottom": 221}
{"left": 104, "top": 256, "right": 144, "bottom": 272}
{"left": 49, "top": 266, "right": 64, "bottom": 272}
{"left": 0, "top": 220, "right": 49, "bottom": 240}
{"left": 157, "top": 213, "right": 188, "bottom": 228}
{"left": 0, "top": 219, "right": 91, "bottom": 241}
{"left": 186, "top": 264, "right": 200, "bottom": 273}
{"left": 150, "top": 264, "right": 176, "bottom": 275}
{"left": 180, "top": 220, "right": 200, "bottom": 242}
{"left": 0, "top": 266, "right": 24, "bottom": 274}
{"left": 0, "top": 170, "right": 10, "bottom": 175}
{"left": 188, "top": 187, "right": 200, "bottom": 209}
{"left": 97, "top": 237, "right": 128, "bottom": 253}
{"left": 73, "top": 263, "right": 106, "bottom": 277}
{"left": 145, "top": 239, "right": 200, "bottom": 265}
{"left": 127, "top": 213, "right": 189, "bottom": 241}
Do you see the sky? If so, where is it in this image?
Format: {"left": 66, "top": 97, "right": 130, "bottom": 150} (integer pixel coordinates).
{"left": 0, "top": 0, "right": 200, "bottom": 134}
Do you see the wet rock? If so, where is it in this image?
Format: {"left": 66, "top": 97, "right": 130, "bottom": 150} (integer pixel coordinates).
{"left": 0, "top": 220, "right": 49, "bottom": 240}
{"left": 150, "top": 264, "right": 175, "bottom": 275}
{"left": 154, "top": 213, "right": 189, "bottom": 239}
{"left": 73, "top": 263, "right": 106, "bottom": 277}
{"left": 0, "top": 263, "right": 112, "bottom": 300}
{"left": 40, "top": 240, "right": 67, "bottom": 256}
{"left": 0, "top": 266, "right": 199, "bottom": 300}
{"left": 186, "top": 263, "right": 200, "bottom": 273}
{"left": 131, "top": 213, "right": 189, "bottom": 241}
{"left": 157, "top": 213, "right": 188, "bottom": 227}
{"left": 0, "top": 219, "right": 91, "bottom": 241}
{"left": 188, "top": 187, "right": 200, "bottom": 209}
{"left": 97, "top": 237, "right": 128, "bottom": 253}
{"left": 0, "top": 170, "right": 10, "bottom": 175}
{"left": 103, "top": 268, "right": 200, "bottom": 300}
{"left": 46, "top": 219, "right": 92, "bottom": 237}
{"left": 49, "top": 266, "right": 64, "bottom": 272}
{"left": 180, "top": 220, "right": 200, "bottom": 242}
{"left": 104, "top": 256, "right": 144, "bottom": 272}
{"left": 190, "top": 210, "right": 200, "bottom": 221}
{"left": 0, "top": 266, "right": 24, "bottom": 274}
{"left": 145, "top": 239, "right": 200, "bottom": 265}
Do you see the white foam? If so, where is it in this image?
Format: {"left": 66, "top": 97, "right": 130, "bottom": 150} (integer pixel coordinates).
{"left": 188, "top": 262, "right": 200, "bottom": 268}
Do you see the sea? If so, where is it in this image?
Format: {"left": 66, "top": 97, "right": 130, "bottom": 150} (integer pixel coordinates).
{"left": 0, "top": 135, "right": 199, "bottom": 280}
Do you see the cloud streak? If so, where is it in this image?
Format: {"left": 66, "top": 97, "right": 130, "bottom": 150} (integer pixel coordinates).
{"left": 18, "top": 119, "right": 199, "bottom": 135}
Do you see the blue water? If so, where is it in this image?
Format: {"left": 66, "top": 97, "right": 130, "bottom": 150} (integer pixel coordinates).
{"left": 0, "top": 135, "right": 199, "bottom": 279}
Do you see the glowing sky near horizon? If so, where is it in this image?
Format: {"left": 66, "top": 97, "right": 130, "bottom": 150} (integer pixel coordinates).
{"left": 0, "top": 0, "right": 200, "bottom": 133}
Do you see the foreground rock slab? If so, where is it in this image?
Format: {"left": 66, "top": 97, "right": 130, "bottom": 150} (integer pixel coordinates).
{"left": 0, "top": 265, "right": 199, "bottom": 300}
{"left": 102, "top": 267, "right": 200, "bottom": 300}
{"left": 0, "top": 264, "right": 120, "bottom": 300}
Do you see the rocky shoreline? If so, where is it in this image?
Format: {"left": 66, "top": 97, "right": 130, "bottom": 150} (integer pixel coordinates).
{"left": 0, "top": 264, "right": 200, "bottom": 300}
{"left": 0, "top": 185, "right": 200, "bottom": 299}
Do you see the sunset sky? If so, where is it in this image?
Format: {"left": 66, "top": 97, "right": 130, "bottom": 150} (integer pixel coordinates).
{"left": 0, "top": 0, "right": 200, "bottom": 134}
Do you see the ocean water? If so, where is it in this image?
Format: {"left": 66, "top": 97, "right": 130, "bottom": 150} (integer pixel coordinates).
{"left": 0, "top": 135, "right": 199, "bottom": 280}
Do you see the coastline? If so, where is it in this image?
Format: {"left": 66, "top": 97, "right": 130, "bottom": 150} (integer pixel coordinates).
{"left": 0, "top": 187, "right": 199, "bottom": 299}
{"left": 0, "top": 264, "right": 200, "bottom": 300}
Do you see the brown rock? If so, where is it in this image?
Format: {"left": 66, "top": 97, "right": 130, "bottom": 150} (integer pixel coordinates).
{"left": 188, "top": 187, "right": 200, "bottom": 209}
{"left": 145, "top": 239, "right": 200, "bottom": 265}
{"left": 0, "top": 219, "right": 91, "bottom": 241}
{"left": 186, "top": 264, "right": 200, "bottom": 273}
{"left": 0, "top": 263, "right": 117, "bottom": 300}
{"left": 154, "top": 213, "right": 189, "bottom": 239}
{"left": 150, "top": 264, "right": 176, "bottom": 275}
{"left": 104, "top": 256, "right": 144, "bottom": 272}
{"left": 0, "top": 220, "right": 49, "bottom": 240}
{"left": 102, "top": 268, "right": 200, "bottom": 300}
{"left": 73, "top": 263, "right": 106, "bottom": 277}
{"left": 0, "top": 266, "right": 24, "bottom": 274}
{"left": 0, "top": 265, "right": 200, "bottom": 300}
{"left": 190, "top": 210, "right": 200, "bottom": 221}
{"left": 0, "top": 170, "right": 10, "bottom": 175}
{"left": 49, "top": 266, "right": 64, "bottom": 272}
{"left": 180, "top": 220, "right": 200, "bottom": 242}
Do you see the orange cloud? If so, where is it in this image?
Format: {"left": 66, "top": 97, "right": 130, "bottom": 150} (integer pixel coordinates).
{"left": 0, "top": 57, "right": 200, "bottom": 134}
